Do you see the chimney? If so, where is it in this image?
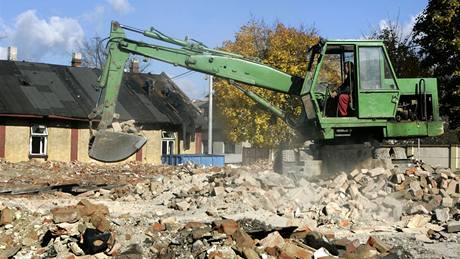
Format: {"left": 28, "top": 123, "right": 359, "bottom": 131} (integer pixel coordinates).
{"left": 71, "top": 52, "right": 82, "bottom": 67}
{"left": 130, "top": 59, "right": 139, "bottom": 73}
{"left": 7, "top": 46, "right": 17, "bottom": 61}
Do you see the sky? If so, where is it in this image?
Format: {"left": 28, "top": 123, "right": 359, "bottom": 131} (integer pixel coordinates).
{"left": 0, "top": 0, "right": 428, "bottom": 99}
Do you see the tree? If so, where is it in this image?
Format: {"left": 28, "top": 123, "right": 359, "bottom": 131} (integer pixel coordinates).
{"left": 369, "top": 19, "right": 427, "bottom": 78}
{"left": 214, "top": 20, "right": 319, "bottom": 147}
{"left": 80, "top": 37, "right": 107, "bottom": 69}
{"left": 79, "top": 36, "right": 151, "bottom": 72}
{"left": 413, "top": 0, "right": 460, "bottom": 129}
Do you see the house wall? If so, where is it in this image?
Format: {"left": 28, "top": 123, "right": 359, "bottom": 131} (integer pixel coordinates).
{"left": 1, "top": 124, "right": 195, "bottom": 165}
{"left": 4, "top": 125, "right": 29, "bottom": 162}
{"left": 48, "top": 127, "right": 71, "bottom": 161}
{"left": 142, "top": 130, "right": 162, "bottom": 164}
{"left": 179, "top": 139, "right": 197, "bottom": 155}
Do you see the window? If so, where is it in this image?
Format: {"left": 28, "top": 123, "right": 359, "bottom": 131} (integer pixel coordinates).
{"left": 359, "top": 47, "right": 397, "bottom": 90}
{"left": 202, "top": 140, "right": 208, "bottom": 154}
{"left": 359, "top": 47, "right": 381, "bottom": 89}
{"left": 316, "top": 45, "right": 355, "bottom": 94}
{"left": 30, "top": 125, "right": 47, "bottom": 157}
{"left": 383, "top": 53, "right": 397, "bottom": 89}
{"left": 224, "top": 142, "right": 235, "bottom": 154}
{"left": 161, "top": 131, "right": 175, "bottom": 155}
{"left": 317, "top": 52, "right": 342, "bottom": 93}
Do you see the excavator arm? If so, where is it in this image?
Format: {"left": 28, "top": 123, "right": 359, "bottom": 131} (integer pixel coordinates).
{"left": 89, "top": 21, "right": 304, "bottom": 162}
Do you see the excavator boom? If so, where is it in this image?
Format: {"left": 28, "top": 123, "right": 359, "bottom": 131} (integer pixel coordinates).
{"left": 89, "top": 21, "right": 303, "bottom": 162}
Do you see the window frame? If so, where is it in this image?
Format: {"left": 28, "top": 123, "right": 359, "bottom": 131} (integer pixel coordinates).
{"left": 161, "top": 131, "right": 176, "bottom": 155}
{"left": 29, "top": 125, "right": 48, "bottom": 158}
{"left": 358, "top": 46, "right": 398, "bottom": 91}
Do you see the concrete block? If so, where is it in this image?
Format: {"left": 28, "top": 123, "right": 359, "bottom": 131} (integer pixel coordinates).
{"left": 435, "top": 208, "right": 450, "bottom": 222}
{"left": 442, "top": 196, "right": 454, "bottom": 208}
{"left": 447, "top": 221, "right": 460, "bottom": 233}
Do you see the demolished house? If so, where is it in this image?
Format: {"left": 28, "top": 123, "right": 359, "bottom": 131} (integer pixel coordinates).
{"left": 0, "top": 57, "right": 202, "bottom": 164}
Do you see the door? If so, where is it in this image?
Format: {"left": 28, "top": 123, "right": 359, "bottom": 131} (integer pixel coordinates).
{"left": 357, "top": 47, "right": 399, "bottom": 118}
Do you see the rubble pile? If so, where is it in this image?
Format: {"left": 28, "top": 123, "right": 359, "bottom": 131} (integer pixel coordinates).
{"left": 0, "top": 160, "right": 459, "bottom": 258}
{"left": 333, "top": 164, "right": 460, "bottom": 227}
{"left": 0, "top": 160, "right": 176, "bottom": 194}
{"left": 0, "top": 199, "right": 401, "bottom": 258}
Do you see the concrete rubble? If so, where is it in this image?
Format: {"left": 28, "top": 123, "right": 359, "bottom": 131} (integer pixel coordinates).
{"left": 0, "top": 159, "right": 459, "bottom": 258}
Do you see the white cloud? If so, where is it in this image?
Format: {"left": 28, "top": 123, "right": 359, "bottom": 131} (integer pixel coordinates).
{"left": 82, "top": 5, "right": 106, "bottom": 22}
{"left": 106, "top": 0, "right": 134, "bottom": 14}
{"left": 0, "top": 10, "right": 84, "bottom": 61}
{"left": 378, "top": 19, "right": 390, "bottom": 31}
{"left": 402, "top": 15, "right": 417, "bottom": 39}
{"left": 378, "top": 13, "right": 421, "bottom": 39}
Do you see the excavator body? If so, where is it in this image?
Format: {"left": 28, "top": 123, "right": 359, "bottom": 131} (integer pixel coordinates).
{"left": 298, "top": 41, "right": 442, "bottom": 141}
{"left": 88, "top": 21, "right": 443, "bottom": 167}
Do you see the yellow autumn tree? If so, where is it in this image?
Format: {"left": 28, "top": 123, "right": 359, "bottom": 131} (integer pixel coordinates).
{"left": 214, "top": 20, "right": 319, "bottom": 147}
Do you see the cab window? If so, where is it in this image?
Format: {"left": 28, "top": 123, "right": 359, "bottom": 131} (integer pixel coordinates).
{"left": 359, "top": 47, "right": 397, "bottom": 90}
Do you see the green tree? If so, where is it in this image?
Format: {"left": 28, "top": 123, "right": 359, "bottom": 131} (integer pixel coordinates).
{"left": 369, "top": 20, "right": 427, "bottom": 78}
{"left": 214, "top": 20, "right": 319, "bottom": 147}
{"left": 413, "top": 0, "right": 460, "bottom": 129}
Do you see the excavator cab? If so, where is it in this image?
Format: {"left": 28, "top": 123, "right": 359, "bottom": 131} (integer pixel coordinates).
{"left": 308, "top": 42, "right": 400, "bottom": 119}
{"left": 301, "top": 40, "right": 442, "bottom": 140}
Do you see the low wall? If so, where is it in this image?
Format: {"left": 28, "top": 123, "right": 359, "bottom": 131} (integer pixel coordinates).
{"left": 406, "top": 145, "right": 459, "bottom": 169}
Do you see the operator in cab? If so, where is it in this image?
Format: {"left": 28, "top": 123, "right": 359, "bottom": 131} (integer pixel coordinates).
{"left": 331, "top": 61, "right": 354, "bottom": 116}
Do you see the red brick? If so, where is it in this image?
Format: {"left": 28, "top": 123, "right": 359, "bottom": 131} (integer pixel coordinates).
{"left": 0, "top": 207, "right": 13, "bottom": 225}
{"left": 150, "top": 223, "right": 166, "bottom": 232}
{"left": 214, "top": 219, "right": 238, "bottom": 235}
{"left": 51, "top": 206, "right": 79, "bottom": 223}
{"left": 367, "top": 236, "right": 391, "bottom": 254}
{"left": 184, "top": 221, "right": 206, "bottom": 229}
{"left": 77, "top": 199, "right": 109, "bottom": 217}
{"left": 338, "top": 219, "right": 351, "bottom": 228}
{"left": 333, "top": 238, "right": 358, "bottom": 254}
{"left": 90, "top": 213, "right": 111, "bottom": 232}
{"left": 281, "top": 241, "right": 314, "bottom": 259}
{"left": 242, "top": 247, "right": 260, "bottom": 259}
{"left": 259, "top": 231, "right": 285, "bottom": 248}
{"left": 232, "top": 228, "right": 254, "bottom": 250}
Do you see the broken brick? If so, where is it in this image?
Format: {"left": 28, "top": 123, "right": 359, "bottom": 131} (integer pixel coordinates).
{"left": 90, "top": 213, "right": 111, "bottom": 232}
{"left": 442, "top": 196, "right": 454, "bottom": 208}
{"left": 184, "top": 221, "right": 207, "bottom": 229}
{"left": 282, "top": 240, "right": 315, "bottom": 259}
{"left": 447, "top": 180, "right": 458, "bottom": 194}
{"left": 0, "top": 207, "right": 14, "bottom": 226}
{"left": 332, "top": 238, "right": 358, "bottom": 254}
{"left": 51, "top": 206, "right": 80, "bottom": 224}
{"left": 259, "top": 231, "right": 285, "bottom": 248}
{"left": 77, "top": 199, "right": 109, "bottom": 217}
{"left": 367, "top": 236, "right": 391, "bottom": 254}
{"left": 232, "top": 228, "right": 254, "bottom": 250}
{"left": 242, "top": 247, "right": 260, "bottom": 259}
{"left": 214, "top": 219, "right": 238, "bottom": 235}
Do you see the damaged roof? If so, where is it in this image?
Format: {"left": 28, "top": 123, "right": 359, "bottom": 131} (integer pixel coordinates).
{"left": 0, "top": 60, "right": 201, "bottom": 131}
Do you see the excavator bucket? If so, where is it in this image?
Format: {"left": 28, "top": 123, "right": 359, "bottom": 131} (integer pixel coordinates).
{"left": 88, "top": 131, "right": 147, "bottom": 162}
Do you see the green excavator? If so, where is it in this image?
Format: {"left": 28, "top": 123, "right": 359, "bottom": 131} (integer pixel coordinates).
{"left": 88, "top": 21, "right": 443, "bottom": 173}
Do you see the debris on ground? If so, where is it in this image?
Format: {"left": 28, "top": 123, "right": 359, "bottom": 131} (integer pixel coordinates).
{"left": 0, "top": 159, "right": 459, "bottom": 258}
